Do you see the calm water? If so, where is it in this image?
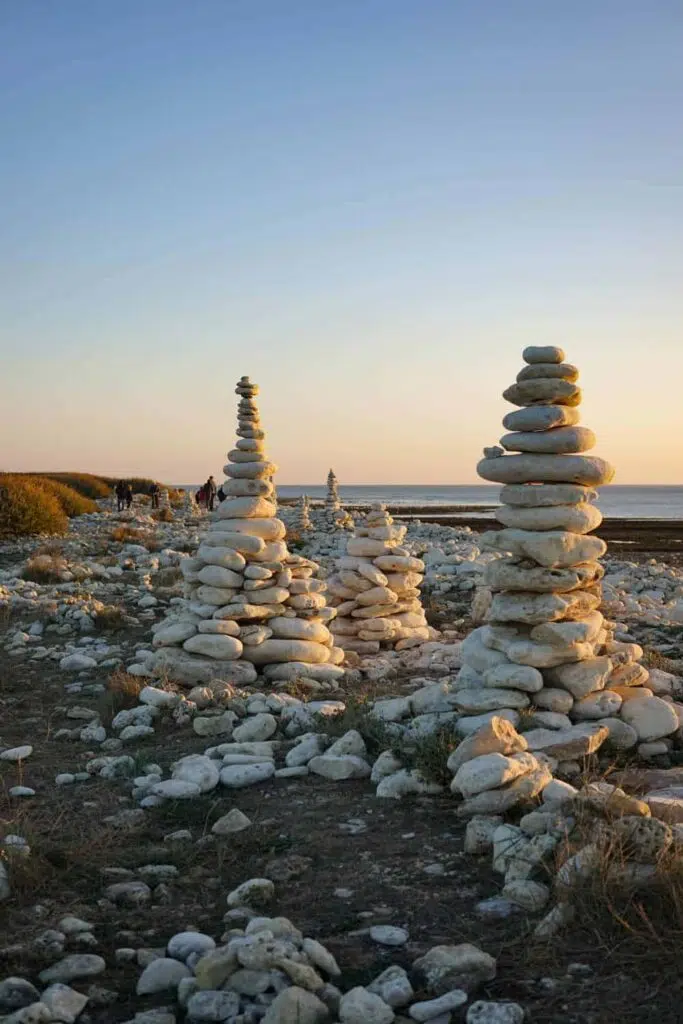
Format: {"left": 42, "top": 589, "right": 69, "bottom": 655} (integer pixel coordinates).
{"left": 178, "top": 484, "right": 683, "bottom": 519}
{"left": 272, "top": 485, "right": 683, "bottom": 520}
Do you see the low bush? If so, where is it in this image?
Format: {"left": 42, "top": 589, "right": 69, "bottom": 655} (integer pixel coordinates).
{"left": 35, "top": 473, "right": 111, "bottom": 500}
{"left": 94, "top": 605, "right": 128, "bottom": 631}
{"left": 0, "top": 475, "right": 68, "bottom": 538}
{"left": 153, "top": 508, "right": 174, "bottom": 522}
{"left": 34, "top": 479, "right": 97, "bottom": 517}
{"left": 22, "top": 554, "right": 67, "bottom": 583}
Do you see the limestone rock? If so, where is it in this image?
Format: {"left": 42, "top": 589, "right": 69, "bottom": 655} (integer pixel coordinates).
{"left": 412, "top": 943, "right": 496, "bottom": 995}
{"left": 619, "top": 696, "right": 679, "bottom": 741}
{"left": 339, "top": 987, "right": 394, "bottom": 1024}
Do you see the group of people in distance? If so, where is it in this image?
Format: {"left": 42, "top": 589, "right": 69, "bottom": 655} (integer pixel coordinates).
{"left": 195, "top": 475, "right": 220, "bottom": 511}
{"left": 114, "top": 480, "right": 133, "bottom": 512}
{"left": 115, "top": 475, "right": 221, "bottom": 514}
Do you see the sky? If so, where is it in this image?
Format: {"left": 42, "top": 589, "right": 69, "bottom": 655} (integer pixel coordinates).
{"left": 1, "top": 0, "right": 682, "bottom": 485}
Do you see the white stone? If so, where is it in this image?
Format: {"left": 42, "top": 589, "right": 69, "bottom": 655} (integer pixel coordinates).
{"left": 370, "top": 925, "right": 408, "bottom": 947}
{"left": 219, "top": 762, "right": 275, "bottom": 787}
{"left": 478, "top": 453, "right": 614, "bottom": 487}
{"left": 482, "top": 664, "right": 543, "bottom": 692}
{"left": 327, "top": 729, "right": 366, "bottom": 757}
{"left": 496, "top": 503, "right": 602, "bottom": 534}
{"left": 502, "top": 405, "right": 579, "bottom": 432}
{"left": 226, "top": 877, "right": 274, "bottom": 908}
{"left": 619, "top": 696, "right": 679, "bottom": 741}
{"left": 0, "top": 746, "right": 33, "bottom": 762}
{"left": 409, "top": 989, "right": 468, "bottom": 1020}
{"left": 243, "top": 639, "right": 330, "bottom": 665}
{"left": 232, "top": 713, "right": 278, "bottom": 742}
{"left": 481, "top": 529, "right": 607, "bottom": 568}
{"left": 41, "top": 984, "right": 89, "bottom": 1023}
{"left": 453, "top": 752, "right": 539, "bottom": 798}
{"left": 339, "top": 986, "right": 395, "bottom": 1024}
{"left": 136, "top": 957, "right": 192, "bottom": 994}
{"left": 151, "top": 780, "right": 201, "bottom": 800}
{"left": 309, "top": 755, "right": 371, "bottom": 780}
{"left": 172, "top": 754, "right": 220, "bottom": 793}
{"left": 183, "top": 634, "right": 243, "bottom": 660}
{"left": 500, "top": 425, "right": 595, "bottom": 454}
{"left": 466, "top": 1000, "right": 525, "bottom": 1024}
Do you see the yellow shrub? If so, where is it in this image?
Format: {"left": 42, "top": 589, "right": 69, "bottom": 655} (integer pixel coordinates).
{"left": 0, "top": 475, "right": 68, "bottom": 538}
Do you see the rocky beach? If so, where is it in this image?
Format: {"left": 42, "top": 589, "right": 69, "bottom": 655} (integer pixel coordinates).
{"left": 1, "top": 365, "right": 683, "bottom": 1024}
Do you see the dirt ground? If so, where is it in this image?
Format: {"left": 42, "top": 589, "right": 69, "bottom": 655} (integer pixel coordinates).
{"left": 2, "top": 635, "right": 683, "bottom": 1024}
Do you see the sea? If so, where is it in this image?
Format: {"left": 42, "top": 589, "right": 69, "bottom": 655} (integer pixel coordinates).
{"left": 182, "top": 484, "right": 683, "bottom": 520}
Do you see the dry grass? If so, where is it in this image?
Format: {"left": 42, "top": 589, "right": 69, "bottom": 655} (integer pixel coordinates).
{"left": 110, "top": 525, "right": 158, "bottom": 549}
{"left": 96, "top": 669, "right": 145, "bottom": 725}
{"left": 153, "top": 508, "right": 174, "bottom": 523}
{"left": 642, "top": 648, "right": 681, "bottom": 673}
{"left": 0, "top": 475, "right": 68, "bottom": 538}
{"left": 21, "top": 553, "right": 67, "bottom": 583}
{"left": 93, "top": 605, "right": 128, "bottom": 631}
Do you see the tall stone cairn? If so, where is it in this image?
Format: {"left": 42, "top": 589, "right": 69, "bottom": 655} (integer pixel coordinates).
{"left": 150, "top": 377, "right": 344, "bottom": 687}
{"left": 296, "top": 494, "right": 313, "bottom": 532}
{"left": 327, "top": 502, "right": 430, "bottom": 654}
{"left": 183, "top": 489, "right": 200, "bottom": 517}
{"left": 456, "top": 345, "right": 679, "bottom": 757}
{"left": 159, "top": 489, "right": 172, "bottom": 514}
{"left": 325, "top": 468, "right": 353, "bottom": 530}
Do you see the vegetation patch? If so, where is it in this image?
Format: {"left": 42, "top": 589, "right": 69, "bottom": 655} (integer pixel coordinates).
{"left": 0, "top": 475, "right": 68, "bottom": 538}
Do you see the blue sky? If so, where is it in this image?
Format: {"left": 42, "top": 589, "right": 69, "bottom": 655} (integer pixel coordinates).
{"left": 1, "top": 0, "right": 682, "bottom": 483}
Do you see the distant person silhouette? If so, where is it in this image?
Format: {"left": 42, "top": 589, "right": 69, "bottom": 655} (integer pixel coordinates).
{"left": 205, "top": 475, "right": 217, "bottom": 512}
{"left": 125, "top": 484, "right": 133, "bottom": 510}
{"left": 149, "top": 481, "right": 160, "bottom": 509}
{"left": 115, "top": 480, "right": 126, "bottom": 512}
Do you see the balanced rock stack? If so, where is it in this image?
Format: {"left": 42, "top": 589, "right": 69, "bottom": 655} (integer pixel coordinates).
{"left": 328, "top": 502, "right": 432, "bottom": 653}
{"left": 456, "top": 346, "right": 678, "bottom": 760}
{"left": 296, "top": 493, "right": 313, "bottom": 532}
{"left": 149, "top": 377, "right": 344, "bottom": 687}
{"left": 183, "top": 489, "right": 200, "bottom": 517}
{"left": 325, "top": 468, "right": 353, "bottom": 530}
{"left": 159, "top": 489, "right": 172, "bottom": 515}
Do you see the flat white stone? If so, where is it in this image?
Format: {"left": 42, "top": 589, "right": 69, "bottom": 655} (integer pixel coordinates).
{"left": 0, "top": 745, "right": 33, "bottom": 761}
{"left": 485, "top": 557, "right": 603, "bottom": 593}
{"left": 197, "top": 565, "right": 244, "bottom": 588}
{"left": 212, "top": 518, "right": 286, "bottom": 540}
{"left": 523, "top": 345, "right": 565, "bottom": 363}
{"left": 478, "top": 454, "right": 614, "bottom": 487}
{"left": 502, "top": 405, "right": 580, "bottom": 432}
{"left": 500, "top": 426, "right": 595, "bottom": 454}
{"left": 517, "top": 361, "right": 578, "bottom": 382}
{"left": 488, "top": 589, "right": 600, "bottom": 624}
{"left": 196, "top": 545, "right": 246, "bottom": 570}
{"left": 151, "top": 780, "right": 202, "bottom": 799}
{"left": 136, "top": 957, "right": 192, "bottom": 994}
{"left": 202, "top": 532, "right": 265, "bottom": 555}
{"left": 503, "top": 378, "right": 580, "bottom": 407}
{"left": 220, "top": 762, "right": 275, "bottom": 787}
{"left": 495, "top": 503, "right": 602, "bottom": 534}
{"left": 572, "top": 690, "right": 622, "bottom": 719}
{"left": 242, "top": 639, "right": 330, "bottom": 665}
{"left": 213, "top": 497, "right": 276, "bottom": 519}
{"left": 546, "top": 656, "right": 613, "bottom": 698}
{"left": 171, "top": 754, "right": 220, "bottom": 793}
{"left": 183, "top": 634, "right": 243, "bottom": 660}
{"left": 500, "top": 483, "right": 597, "bottom": 506}
{"left": 481, "top": 529, "right": 607, "bottom": 568}
{"left": 453, "top": 752, "right": 539, "bottom": 798}
{"left": 482, "top": 664, "right": 543, "bottom": 692}
{"left": 455, "top": 688, "right": 530, "bottom": 712}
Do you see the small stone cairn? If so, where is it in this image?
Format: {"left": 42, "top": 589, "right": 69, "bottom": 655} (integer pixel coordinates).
{"left": 183, "top": 489, "right": 200, "bottom": 517}
{"left": 296, "top": 493, "right": 313, "bottom": 532}
{"left": 149, "top": 377, "right": 344, "bottom": 687}
{"left": 325, "top": 468, "right": 353, "bottom": 530}
{"left": 327, "top": 502, "right": 432, "bottom": 654}
{"left": 159, "top": 488, "right": 173, "bottom": 516}
{"left": 455, "top": 345, "right": 679, "bottom": 764}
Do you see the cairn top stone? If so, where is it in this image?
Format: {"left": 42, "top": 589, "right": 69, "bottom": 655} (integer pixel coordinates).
{"left": 522, "top": 345, "right": 565, "bottom": 364}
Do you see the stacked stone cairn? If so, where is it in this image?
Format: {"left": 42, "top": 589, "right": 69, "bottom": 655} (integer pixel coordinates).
{"left": 327, "top": 502, "right": 433, "bottom": 654}
{"left": 159, "top": 488, "right": 173, "bottom": 516}
{"left": 183, "top": 488, "right": 200, "bottom": 517}
{"left": 296, "top": 493, "right": 313, "bottom": 532}
{"left": 150, "top": 377, "right": 345, "bottom": 687}
{"left": 453, "top": 345, "right": 679, "bottom": 773}
{"left": 325, "top": 468, "right": 353, "bottom": 530}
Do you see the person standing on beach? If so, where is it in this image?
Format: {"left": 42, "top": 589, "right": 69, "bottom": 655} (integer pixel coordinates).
{"left": 149, "top": 481, "right": 160, "bottom": 509}
{"left": 125, "top": 484, "right": 133, "bottom": 510}
{"left": 115, "top": 480, "right": 126, "bottom": 512}
{"left": 205, "top": 475, "right": 217, "bottom": 512}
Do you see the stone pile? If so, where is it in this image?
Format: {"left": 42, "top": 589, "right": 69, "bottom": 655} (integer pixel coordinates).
{"left": 327, "top": 502, "right": 433, "bottom": 654}
{"left": 456, "top": 346, "right": 679, "bottom": 760}
{"left": 295, "top": 493, "right": 312, "bottom": 533}
{"left": 183, "top": 489, "right": 200, "bottom": 517}
{"left": 158, "top": 489, "right": 173, "bottom": 517}
{"left": 148, "top": 377, "right": 345, "bottom": 687}
{"left": 325, "top": 468, "right": 353, "bottom": 530}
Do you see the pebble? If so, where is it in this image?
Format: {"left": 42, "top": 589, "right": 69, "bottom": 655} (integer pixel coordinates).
{"left": 136, "top": 958, "right": 192, "bottom": 995}
{"left": 38, "top": 954, "right": 106, "bottom": 984}
{"left": 370, "top": 925, "right": 409, "bottom": 947}
{"left": 0, "top": 745, "right": 33, "bottom": 761}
